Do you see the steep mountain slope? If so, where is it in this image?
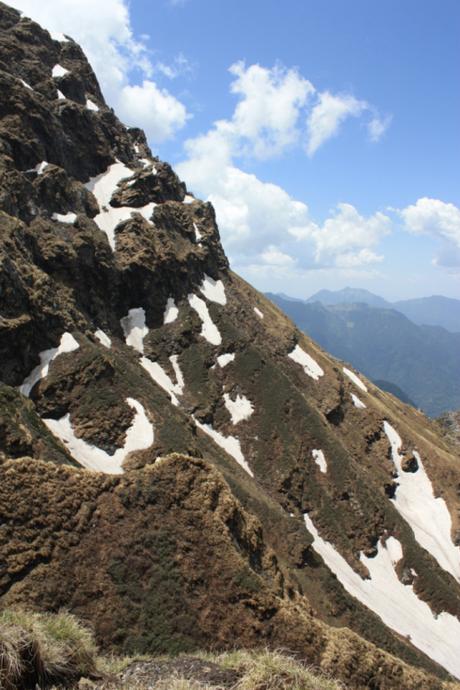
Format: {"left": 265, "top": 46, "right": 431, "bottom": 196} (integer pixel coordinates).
{"left": 268, "top": 295, "right": 460, "bottom": 416}
{"left": 1, "top": 4, "right": 460, "bottom": 688}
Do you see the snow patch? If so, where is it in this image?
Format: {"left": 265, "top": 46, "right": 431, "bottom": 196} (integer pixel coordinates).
{"left": 86, "top": 161, "right": 155, "bottom": 250}
{"left": 140, "top": 354, "right": 184, "bottom": 407}
{"left": 254, "top": 307, "right": 264, "bottom": 319}
{"left": 20, "top": 78, "right": 32, "bottom": 90}
{"left": 224, "top": 393, "right": 254, "bottom": 424}
{"left": 94, "top": 329, "right": 111, "bottom": 348}
{"left": 120, "top": 307, "right": 148, "bottom": 354}
{"left": 351, "top": 393, "right": 366, "bottom": 409}
{"left": 183, "top": 195, "right": 195, "bottom": 204}
{"left": 52, "top": 212, "right": 76, "bottom": 224}
{"left": 343, "top": 367, "right": 368, "bottom": 392}
{"left": 86, "top": 98, "right": 99, "bottom": 112}
{"left": 19, "top": 333, "right": 79, "bottom": 397}
{"left": 163, "top": 297, "right": 179, "bottom": 324}
{"left": 217, "top": 353, "right": 235, "bottom": 368}
{"left": 383, "top": 422, "right": 460, "bottom": 582}
{"left": 199, "top": 274, "right": 227, "bottom": 305}
{"left": 57, "top": 90, "right": 66, "bottom": 100}
{"left": 312, "top": 449, "right": 327, "bottom": 473}
{"left": 52, "top": 64, "right": 69, "bottom": 78}
{"left": 193, "top": 223, "right": 202, "bottom": 242}
{"left": 44, "top": 397, "right": 153, "bottom": 475}
{"left": 304, "top": 513, "right": 460, "bottom": 680}
{"left": 51, "top": 31, "right": 69, "bottom": 42}
{"left": 27, "top": 161, "right": 48, "bottom": 175}
{"left": 288, "top": 344, "right": 324, "bottom": 381}
{"left": 188, "top": 294, "right": 221, "bottom": 345}
{"left": 193, "top": 417, "right": 253, "bottom": 477}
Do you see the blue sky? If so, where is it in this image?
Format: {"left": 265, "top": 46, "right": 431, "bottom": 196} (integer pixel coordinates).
{"left": 11, "top": 0, "right": 460, "bottom": 300}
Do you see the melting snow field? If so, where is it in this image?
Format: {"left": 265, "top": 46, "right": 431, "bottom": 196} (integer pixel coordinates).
{"left": 254, "top": 307, "right": 264, "bottom": 319}
{"left": 288, "top": 345, "right": 324, "bottom": 381}
{"left": 351, "top": 393, "right": 366, "bottom": 409}
{"left": 141, "top": 354, "right": 184, "bottom": 407}
{"left": 216, "top": 353, "right": 235, "bottom": 368}
{"left": 312, "top": 449, "right": 327, "bottom": 473}
{"left": 384, "top": 422, "right": 460, "bottom": 582}
{"left": 86, "top": 161, "right": 155, "bottom": 250}
{"left": 121, "top": 308, "right": 148, "bottom": 353}
{"left": 223, "top": 393, "right": 253, "bottom": 424}
{"left": 163, "top": 297, "right": 179, "bottom": 324}
{"left": 343, "top": 367, "right": 368, "bottom": 392}
{"left": 304, "top": 514, "right": 460, "bottom": 679}
{"left": 193, "top": 417, "right": 253, "bottom": 477}
{"left": 188, "top": 294, "right": 222, "bottom": 345}
{"left": 20, "top": 333, "right": 79, "bottom": 397}
{"left": 199, "top": 274, "right": 227, "bottom": 305}
{"left": 44, "top": 398, "right": 153, "bottom": 474}
{"left": 94, "top": 329, "right": 111, "bottom": 348}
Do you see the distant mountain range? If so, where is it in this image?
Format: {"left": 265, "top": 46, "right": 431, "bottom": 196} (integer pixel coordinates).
{"left": 267, "top": 291, "right": 460, "bottom": 417}
{"left": 306, "top": 288, "right": 460, "bottom": 333}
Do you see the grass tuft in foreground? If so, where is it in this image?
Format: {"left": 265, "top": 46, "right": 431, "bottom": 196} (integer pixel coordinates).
{"left": 0, "top": 609, "right": 96, "bottom": 689}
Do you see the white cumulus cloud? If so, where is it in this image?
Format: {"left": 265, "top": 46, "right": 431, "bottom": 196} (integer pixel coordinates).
{"left": 306, "top": 91, "right": 367, "bottom": 156}
{"left": 9, "top": 0, "right": 190, "bottom": 143}
{"left": 399, "top": 198, "right": 460, "bottom": 247}
{"left": 398, "top": 198, "right": 460, "bottom": 268}
{"left": 177, "top": 61, "right": 392, "bottom": 275}
{"left": 228, "top": 61, "right": 315, "bottom": 158}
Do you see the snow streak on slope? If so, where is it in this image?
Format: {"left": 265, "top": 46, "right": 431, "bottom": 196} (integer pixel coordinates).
{"left": 304, "top": 514, "right": 460, "bottom": 679}
{"left": 384, "top": 421, "right": 460, "bottom": 582}
{"left": 199, "top": 274, "right": 227, "bottom": 305}
{"left": 193, "top": 417, "right": 253, "bottom": 477}
{"left": 351, "top": 393, "right": 366, "bottom": 409}
{"left": 86, "top": 161, "right": 155, "bottom": 250}
{"left": 140, "top": 355, "right": 184, "bottom": 407}
{"left": 223, "top": 393, "right": 254, "bottom": 424}
{"left": 120, "top": 306, "right": 185, "bottom": 405}
{"left": 44, "top": 398, "right": 153, "bottom": 474}
{"left": 288, "top": 345, "right": 324, "bottom": 381}
{"left": 254, "top": 307, "right": 264, "bottom": 319}
{"left": 188, "top": 294, "right": 222, "bottom": 345}
{"left": 312, "top": 449, "right": 327, "bottom": 473}
{"left": 94, "top": 329, "right": 111, "bottom": 348}
{"left": 20, "top": 333, "right": 79, "bottom": 397}
{"left": 343, "top": 367, "right": 368, "bottom": 392}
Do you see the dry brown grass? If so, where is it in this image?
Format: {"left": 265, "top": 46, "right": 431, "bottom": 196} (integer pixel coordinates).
{"left": 0, "top": 609, "right": 96, "bottom": 689}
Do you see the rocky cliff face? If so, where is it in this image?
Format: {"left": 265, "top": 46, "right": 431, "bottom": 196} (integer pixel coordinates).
{"left": 1, "top": 4, "right": 460, "bottom": 689}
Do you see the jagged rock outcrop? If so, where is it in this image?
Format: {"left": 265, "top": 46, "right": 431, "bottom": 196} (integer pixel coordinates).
{"left": 0, "top": 4, "right": 460, "bottom": 689}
